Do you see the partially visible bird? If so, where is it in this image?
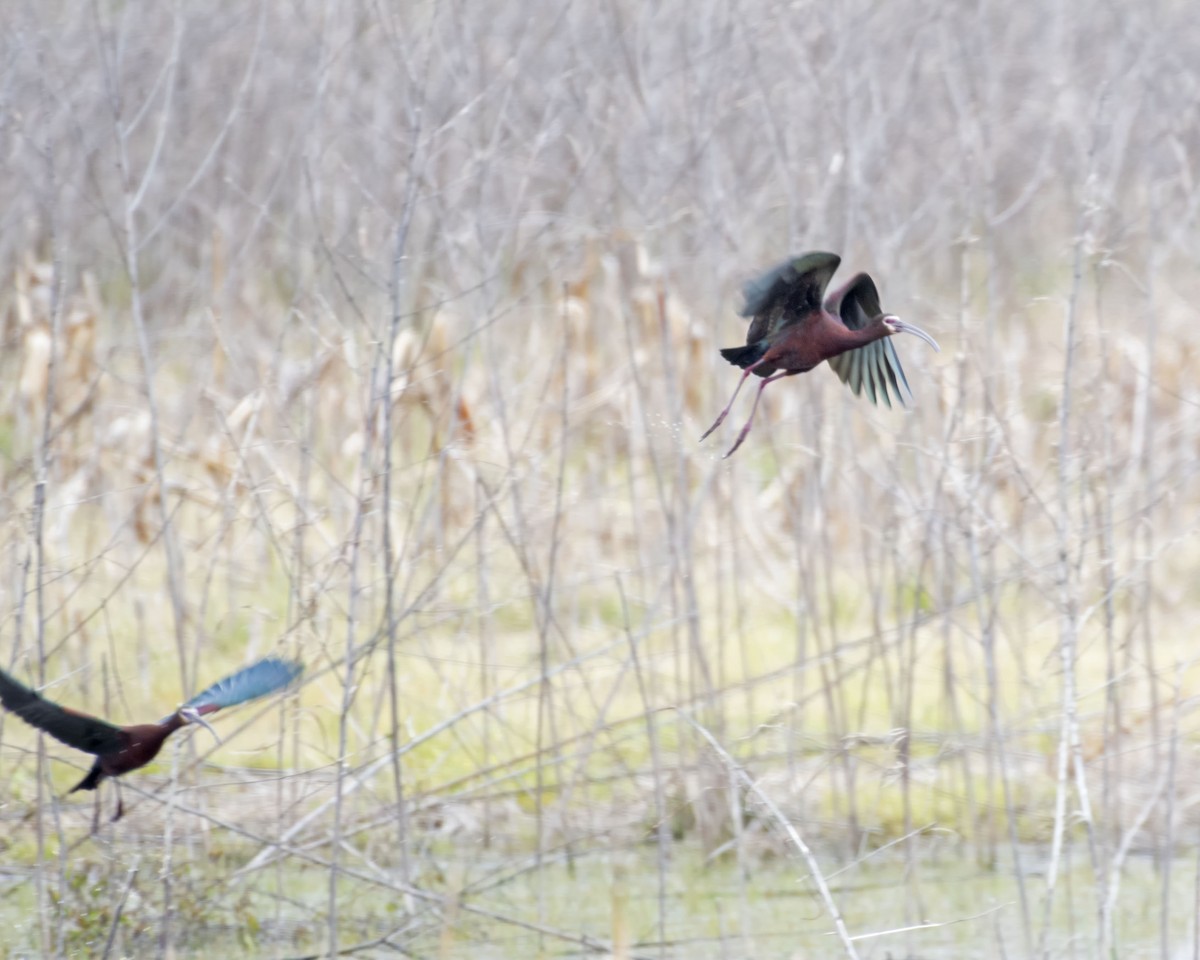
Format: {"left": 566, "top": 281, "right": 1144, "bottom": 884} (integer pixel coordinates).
{"left": 0, "top": 656, "right": 303, "bottom": 826}
{"left": 701, "top": 252, "right": 940, "bottom": 457}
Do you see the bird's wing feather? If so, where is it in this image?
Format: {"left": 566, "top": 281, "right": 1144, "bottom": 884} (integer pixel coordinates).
{"left": 182, "top": 657, "right": 303, "bottom": 715}
{"left": 823, "top": 272, "right": 882, "bottom": 331}
{"left": 739, "top": 252, "right": 841, "bottom": 340}
{"left": 848, "top": 347, "right": 864, "bottom": 397}
{"left": 0, "top": 667, "right": 125, "bottom": 755}
{"left": 825, "top": 270, "right": 912, "bottom": 407}
{"left": 828, "top": 338, "right": 913, "bottom": 407}
{"left": 864, "top": 345, "right": 883, "bottom": 405}
{"left": 883, "top": 338, "right": 911, "bottom": 397}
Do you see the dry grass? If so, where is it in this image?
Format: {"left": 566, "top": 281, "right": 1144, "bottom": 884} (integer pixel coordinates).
{"left": 1, "top": 0, "right": 1199, "bottom": 956}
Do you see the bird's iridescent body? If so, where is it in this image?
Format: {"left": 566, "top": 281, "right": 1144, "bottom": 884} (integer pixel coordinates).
{"left": 701, "top": 252, "right": 940, "bottom": 456}
{"left": 0, "top": 656, "right": 303, "bottom": 826}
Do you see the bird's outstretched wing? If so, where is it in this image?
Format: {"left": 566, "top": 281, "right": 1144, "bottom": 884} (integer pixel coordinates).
{"left": 182, "top": 657, "right": 303, "bottom": 717}
{"left": 741, "top": 252, "right": 842, "bottom": 342}
{"left": 0, "top": 667, "right": 125, "bottom": 755}
{"left": 825, "top": 272, "right": 911, "bottom": 408}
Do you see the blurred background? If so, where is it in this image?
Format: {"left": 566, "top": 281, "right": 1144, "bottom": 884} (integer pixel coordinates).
{"left": 2, "top": 0, "right": 1199, "bottom": 956}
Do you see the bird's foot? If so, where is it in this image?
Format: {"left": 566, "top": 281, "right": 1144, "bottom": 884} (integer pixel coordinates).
{"left": 722, "top": 424, "right": 753, "bottom": 458}
{"left": 699, "top": 416, "right": 725, "bottom": 442}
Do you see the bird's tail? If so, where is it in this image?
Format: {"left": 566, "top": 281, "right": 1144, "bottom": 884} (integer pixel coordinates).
{"left": 719, "top": 341, "right": 769, "bottom": 369}
{"left": 69, "top": 762, "right": 104, "bottom": 794}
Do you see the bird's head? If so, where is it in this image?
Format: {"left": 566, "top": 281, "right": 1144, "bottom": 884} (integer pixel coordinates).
{"left": 179, "top": 705, "right": 222, "bottom": 744}
{"left": 881, "top": 315, "right": 941, "bottom": 352}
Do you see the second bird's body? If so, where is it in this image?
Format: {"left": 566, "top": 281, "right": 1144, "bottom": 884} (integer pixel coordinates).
{"left": 0, "top": 656, "right": 303, "bottom": 825}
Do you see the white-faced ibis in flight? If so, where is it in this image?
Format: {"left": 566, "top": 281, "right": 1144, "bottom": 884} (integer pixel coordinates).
{"left": 0, "top": 656, "right": 303, "bottom": 825}
{"left": 701, "top": 252, "right": 940, "bottom": 457}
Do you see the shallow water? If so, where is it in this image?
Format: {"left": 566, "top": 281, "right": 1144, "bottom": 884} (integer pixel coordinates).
{"left": 2, "top": 840, "right": 1187, "bottom": 959}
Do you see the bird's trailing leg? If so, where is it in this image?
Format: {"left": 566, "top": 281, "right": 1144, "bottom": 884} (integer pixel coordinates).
{"left": 722, "top": 371, "right": 796, "bottom": 458}
{"left": 112, "top": 780, "right": 124, "bottom": 823}
{"left": 700, "top": 359, "right": 769, "bottom": 442}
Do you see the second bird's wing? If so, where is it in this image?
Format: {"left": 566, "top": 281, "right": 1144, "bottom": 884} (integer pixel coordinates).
{"left": 182, "top": 657, "right": 304, "bottom": 716}
{"left": 825, "top": 273, "right": 911, "bottom": 408}
{"left": 0, "top": 667, "right": 125, "bottom": 755}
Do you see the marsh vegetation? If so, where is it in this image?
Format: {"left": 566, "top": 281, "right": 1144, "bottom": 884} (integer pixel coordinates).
{"left": 1, "top": 1, "right": 1199, "bottom": 956}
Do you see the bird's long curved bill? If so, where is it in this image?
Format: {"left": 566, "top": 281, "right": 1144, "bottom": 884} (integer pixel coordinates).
{"left": 892, "top": 318, "right": 940, "bottom": 352}
{"left": 182, "top": 708, "right": 223, "bottom": 745}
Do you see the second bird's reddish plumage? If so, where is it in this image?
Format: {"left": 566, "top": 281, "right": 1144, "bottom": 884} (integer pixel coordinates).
{"left": 701, "top": 252, "right": 940, "bottom": 457}
{"left": 0, "top": 657, "right": 303, "bottom": 823}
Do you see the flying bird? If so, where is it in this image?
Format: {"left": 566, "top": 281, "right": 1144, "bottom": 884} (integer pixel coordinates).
{"left": 0, "top": 656, "right": 303, "bottom": 825}
{"left": 701, "top": 252, "right": 940, "bottom": 457}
